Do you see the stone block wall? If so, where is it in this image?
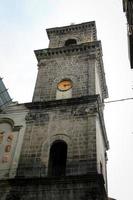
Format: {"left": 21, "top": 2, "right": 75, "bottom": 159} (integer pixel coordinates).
{"left": 33, "top": 53, "right": 96, "bottom": 102}
{"left": 0, "top": 174, "right": 107, "bottom": 200}
{"left": 47, "top": 21, "right": 97, "bottom": 48}
{"left": 17, "top": 99, "right": 98, "bottom": 178}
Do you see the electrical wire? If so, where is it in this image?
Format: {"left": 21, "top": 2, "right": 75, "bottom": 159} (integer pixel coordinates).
{"left": 105, "top": 97, "right": 133, "bottom": 103}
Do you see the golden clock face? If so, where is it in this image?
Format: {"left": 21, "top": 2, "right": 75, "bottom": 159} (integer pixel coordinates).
{"left": 57, "top": 80, "right": 72, "bottom": 91}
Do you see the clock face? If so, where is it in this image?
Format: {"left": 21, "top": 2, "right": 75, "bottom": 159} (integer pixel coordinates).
{"left": 57, "top": 80, "right": 72, "bottom": 91}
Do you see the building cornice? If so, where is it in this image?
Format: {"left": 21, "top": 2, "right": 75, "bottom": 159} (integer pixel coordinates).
{"left": 25, "top": 95, "right": 99, "bottom": 109}
{"left": 46, "top": 21, "right": 96, "bottom": 38}
{"left": 34, "top": 41, "right": 101, "bottom": 62}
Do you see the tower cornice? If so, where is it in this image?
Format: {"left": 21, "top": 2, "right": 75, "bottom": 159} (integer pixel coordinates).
{"left": 34, "top": 41, "right": 101, "bottom": 62}
{"left": 46, "top": 21, "right": 96, "bottom": 39}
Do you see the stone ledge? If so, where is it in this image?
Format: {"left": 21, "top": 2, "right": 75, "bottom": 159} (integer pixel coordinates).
{"left": 34, "top": 41, "right": 102, "bottom": 61}
{"left": 25, "top": 95, "right": 100, "bottom": 109}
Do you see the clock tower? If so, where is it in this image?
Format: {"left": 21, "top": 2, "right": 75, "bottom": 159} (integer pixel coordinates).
{"left": 3, "top": 21, "right": 109, "bottom": 200}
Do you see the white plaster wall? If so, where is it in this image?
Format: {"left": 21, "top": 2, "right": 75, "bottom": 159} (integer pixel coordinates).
{"left": 56, "top": 88, "right": 72, "bottom": 100}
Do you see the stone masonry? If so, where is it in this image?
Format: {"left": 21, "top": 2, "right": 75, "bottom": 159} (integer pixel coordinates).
{"left": 0, "top": 21, "right": 109, "bottom": 200}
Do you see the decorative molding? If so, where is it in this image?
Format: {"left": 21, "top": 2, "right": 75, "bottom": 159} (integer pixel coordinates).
{"left": 46, "top": 21, "right": 96, "bottom": 38}
{"left": 34, "top": 41, "right": 101, "bottom": 61}
{"left": 0, "top": 118, "right": 14, "bottom": 127}
{"left": 25, "top": 112, "right": 49, "bottom": 123}
{"left": 0, "top": 118, "right": 22, "bottom": 131}
{"left": 85, "top": 104, "right": 98, "bottom": 114}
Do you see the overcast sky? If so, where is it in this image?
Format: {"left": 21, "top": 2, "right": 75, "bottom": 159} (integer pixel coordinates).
{"left": 1, "top": 0, "right": 133, "bottom": 199}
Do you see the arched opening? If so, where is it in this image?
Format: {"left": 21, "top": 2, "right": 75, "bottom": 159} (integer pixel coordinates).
{"left": 48, "top": 140, "right": 67, "bottom": 176}
{"left": 65, "top": 39, "right": 77, "bottom": 46}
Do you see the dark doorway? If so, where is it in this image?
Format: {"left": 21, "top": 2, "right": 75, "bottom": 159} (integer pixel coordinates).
{"left": 65, "top": 39, "right": 77, "bottom": 46}
{"left": 48, "top": 140, "right": 67, "bottom": 176}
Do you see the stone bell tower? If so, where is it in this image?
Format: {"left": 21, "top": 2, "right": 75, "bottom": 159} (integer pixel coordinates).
{"left": 4, "top": 21, "right": 109, "bottom": 200}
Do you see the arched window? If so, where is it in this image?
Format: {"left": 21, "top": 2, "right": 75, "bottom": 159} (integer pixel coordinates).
{"left": 65, "top": 39, "right": 77, "bottom": 46}
{"left": 48, "top": 140, "right": 67, "bottom": 176}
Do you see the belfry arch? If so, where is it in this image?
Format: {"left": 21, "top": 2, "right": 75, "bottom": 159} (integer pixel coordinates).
{"left": 65, "top": 39, "right": 77, "bottom": 46}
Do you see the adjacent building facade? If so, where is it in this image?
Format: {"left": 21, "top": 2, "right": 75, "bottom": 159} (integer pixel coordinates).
{"left": 0, "top": 21, "right": 111, "bottom": 199}
{"left": 123, "top": 0, "right": 133, "bottom": 68}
